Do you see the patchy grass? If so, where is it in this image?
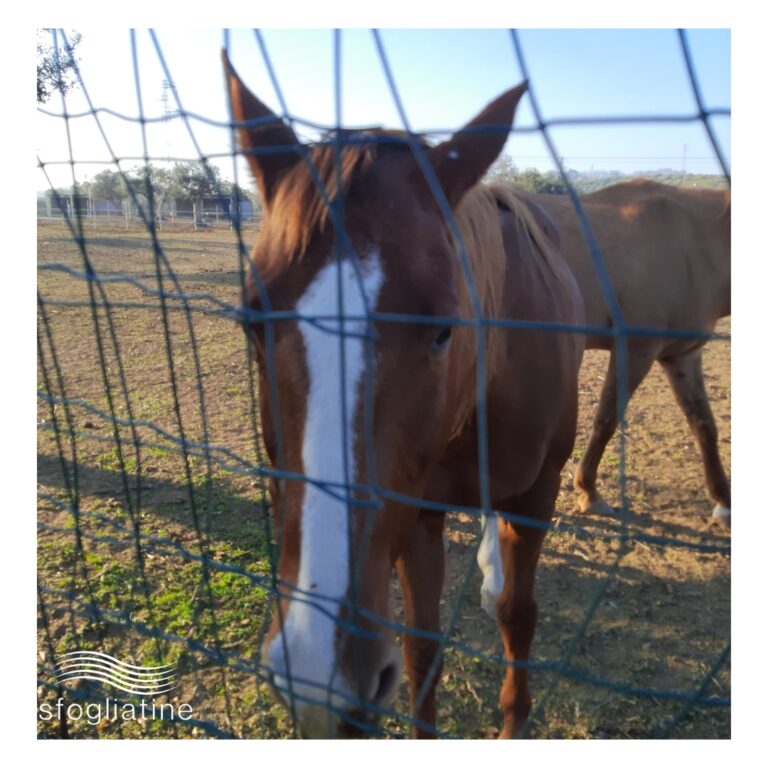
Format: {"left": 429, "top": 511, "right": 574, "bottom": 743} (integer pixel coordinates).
{"left": 38, "top": 220, "right": 729, "bottom": 739}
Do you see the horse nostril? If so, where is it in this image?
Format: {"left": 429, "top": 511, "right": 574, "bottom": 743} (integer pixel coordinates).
{"left": 372, "top": 662, "right": 399, "bottom": 705}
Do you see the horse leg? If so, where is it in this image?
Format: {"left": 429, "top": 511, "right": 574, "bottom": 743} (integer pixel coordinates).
{"left": 494, "top": 464, "right": 560, "bottom": 738}
{"left": 574, "top": 345, "right": 656, "bottom": 515}
{"left": 659, "top": 347, "right": 731, "bottom": 527}
{"left": 396, "top": 509, "right": 445, "bottom": 738}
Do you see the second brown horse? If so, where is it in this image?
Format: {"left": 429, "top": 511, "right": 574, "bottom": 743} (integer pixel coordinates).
{"left": 531, "top": 181, "right": 730, "bottom": 526}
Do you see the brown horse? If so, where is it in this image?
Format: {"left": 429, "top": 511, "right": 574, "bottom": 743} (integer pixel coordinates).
{"left": 530, "top": 181, "right": 730, "bottom": 526}
{"left": 225, "top": 53, "right": 584, "bottom": 738}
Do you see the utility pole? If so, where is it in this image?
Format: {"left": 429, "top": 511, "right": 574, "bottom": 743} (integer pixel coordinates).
{"left": 160, "top": 78, "right": 179, "bottom": 226}
{"left": 161, "top": 78, "right": 178, "bottom": 163}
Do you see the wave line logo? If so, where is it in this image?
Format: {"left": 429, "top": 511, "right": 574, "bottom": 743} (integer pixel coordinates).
{"left": 55, "top": 651, "right": 177, "bottom": 696}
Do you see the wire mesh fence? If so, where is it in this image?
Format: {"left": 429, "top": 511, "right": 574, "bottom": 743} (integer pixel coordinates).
{"left": 37, "top": 28, "right": 731, "bottom": 739}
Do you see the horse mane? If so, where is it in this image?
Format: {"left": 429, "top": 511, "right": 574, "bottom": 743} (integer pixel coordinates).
{"left": 449, "top": 183, "right": 568, "bottom": 437}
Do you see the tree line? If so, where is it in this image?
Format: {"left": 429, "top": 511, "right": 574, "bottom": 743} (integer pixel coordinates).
{"left": 51, "top": 161, "right": 261, "bottom": 226}
{"left": 486, "top": 155, "right": 729, "bottom": 194}
{"left": 49, "top": 154, "right": 726, "bottom": 227}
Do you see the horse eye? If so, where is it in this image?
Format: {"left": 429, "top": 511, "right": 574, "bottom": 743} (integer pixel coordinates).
{"left": 431, "top": 326, "right": 452, "bottom": 355}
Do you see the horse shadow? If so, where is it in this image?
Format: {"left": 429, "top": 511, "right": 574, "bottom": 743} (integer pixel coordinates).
{"left": 37, "top": 451, "right": 270, "bottom": 555}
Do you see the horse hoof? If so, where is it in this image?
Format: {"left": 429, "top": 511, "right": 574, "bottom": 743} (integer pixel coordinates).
{"left": 712, "top": 504, "right": 731, "bottom": 529}
{"left": 578, "top": 496, "right": 615, "bottom": 517}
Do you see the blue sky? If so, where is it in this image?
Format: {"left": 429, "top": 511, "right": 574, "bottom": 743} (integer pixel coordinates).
{"left": 36, "top": 28, "right": 730, "bottom": 193}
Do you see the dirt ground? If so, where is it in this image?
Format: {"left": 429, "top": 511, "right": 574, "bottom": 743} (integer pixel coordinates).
{"left": 37, "top": 219, "right": 730, "bottom": 739}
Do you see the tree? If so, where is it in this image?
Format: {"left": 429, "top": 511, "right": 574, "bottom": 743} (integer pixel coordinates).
{"left": 513, "top": 168, "right": 568, "bottom": 195}
{"left": 485, "top": 155, "right": 568, "bottom": 195}
{"left": 113, "top": 164, "right": 177, "bottom": 225}
{"left": 172, "top": 161, "right": 223, "bottom": 229}
{"left": 37, "top": 29, "right": 82, "bottom": 104}
{"left": 126, "top": 165, "right": 174, "bottom": 212}
{"left": 91, "top": 169, "right": 126, "bottom": 213}
{"left": 485, "top": 154, "right": 518, "bottom": 185}
{"left": 221, "top": 181, "right": 262, "bottom": 222}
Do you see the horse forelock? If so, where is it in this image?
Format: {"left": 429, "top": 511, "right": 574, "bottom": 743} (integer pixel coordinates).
{"left": 257, "top": 132, "right": 430, "bottom": 268}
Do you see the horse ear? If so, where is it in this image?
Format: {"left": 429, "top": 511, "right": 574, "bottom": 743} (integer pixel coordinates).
{"left": 222, "top": 50, "right": 300, "bottom": 211}
{"left": 425, "top": 82, "right": 528, "bottom": 209}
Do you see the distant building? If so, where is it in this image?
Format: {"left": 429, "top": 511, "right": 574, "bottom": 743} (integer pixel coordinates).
{"left": 236, "top": 197, "right": 255, "bottom": 222}
{"left": 91, "top": 198, "right": 122, "bottom": 215}
{"left": 172, "top": 194, "right": 254, "bottom": 222}
{"left": 38, "top": 190, "right": 257, "bottom": 223}
{"left": 43, "top": 191, "right": 90, "bottom": 216}
{"left": 173, "top": 194, "right": 227, "bottom": 220}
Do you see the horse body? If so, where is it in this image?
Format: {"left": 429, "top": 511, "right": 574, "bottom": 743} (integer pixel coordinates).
{"left": 428, "top": 187, "right": 583, "bottom": 508}
{"left": 225, "top": 53, "right": 584, "bottom": 738}
{"left": 531, "top": 180, "right": 731, "bottom": 523}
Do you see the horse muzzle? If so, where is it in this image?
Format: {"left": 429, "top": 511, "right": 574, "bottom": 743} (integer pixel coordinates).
{"left": 263, "top": 641, "right": 403, "bottom": 738}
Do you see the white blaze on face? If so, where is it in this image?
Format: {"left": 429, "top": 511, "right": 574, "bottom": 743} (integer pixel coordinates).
{"left": 266, "top": 251, "right": 383, "bottom": 727}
